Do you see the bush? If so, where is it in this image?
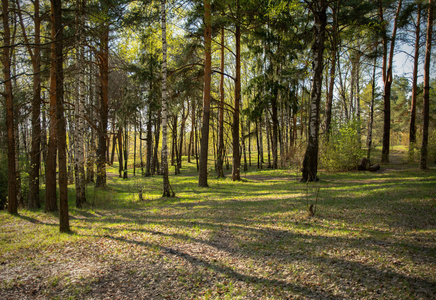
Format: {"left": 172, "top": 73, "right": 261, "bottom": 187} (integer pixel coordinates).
{"left": 320, "top": 121, "right": 365, "bottom": 171}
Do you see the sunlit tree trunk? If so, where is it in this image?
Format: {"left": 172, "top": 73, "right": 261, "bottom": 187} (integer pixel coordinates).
{"left": 161, "top": 0, "right": 171, "bottom": 196}
{"left": 381, "top": 0, "right": 402, "bottom": 163}
{"left": 301, "top": 0, "right": 327, "bottom": 182}
{"left": 232, "top": 0, "right": 241, "bottom": 181}
{"left": 420, "top": 0, "right": 433, "bottom": 170}
{"left": 199, "top": 0, "right": 212, "bottom": 187}
{"left": 217, "top": 27, "right": 225, "bottom": 178}
{"left": 74, "top": 0, "right": 86, "bottom": 208}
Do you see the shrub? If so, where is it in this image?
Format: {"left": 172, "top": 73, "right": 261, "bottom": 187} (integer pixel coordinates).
{"left": 320, "top": 121, "right": 365, "bottom": 171}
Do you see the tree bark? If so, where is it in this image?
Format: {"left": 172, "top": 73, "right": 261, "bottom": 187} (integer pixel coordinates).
{"left": 420, "top": 0, "right": 433, "bottom": 170}
{"left": 199, "top": 0, "right": 212, "bottom": 187}
{"left": 217, "top": 27, "right": 225, "bottom": 178}
{"left": 74, "top": 0, "right": 86, "bottom": 208}
{"left": 232, "top": 1, "right": 241, "bottom": 181}
{"left": 301, "top": 0, "right": 327, "bottom": 182}
{"left": 96, "top": 22, "right": 109, "bottom": 188}
{"left": 3, "top": 0, "right": 18, "bottom": 214}
{"left": 409, "top": 3, "right": 421, "bottom": 156}
{"left": 161, "top": 0, "right": 171, "bottom": 196}
{"left": 381, "top": 0, "right": 403, "bottom": 163}
{"left": 45, "top": 4, "right": 58, "bottom": 212}
{"left": 52, "top": 0, "right": 70, "bottom": 232}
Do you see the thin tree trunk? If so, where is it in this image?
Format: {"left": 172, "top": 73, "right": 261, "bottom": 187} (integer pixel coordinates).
{"left": 123, "top": 122, "right": 128, "bottom": 179}
{"left": 232, "top": 1, "right": 241, "bottom": 181}
{"left": 420, "top": 0, "right": 433, "bottom": 170}
{"left": 301, "top": 0, "right": 327, "bottom": 182}
{"left": 146, "top": 98, "right": 153, "bottom": 176}
{"left": 199, "top": 0, "right": 212, "bottom": 187}
{"left": 45, "top": 5, "right": 58, "bottom": 212}
{"left": 152, "top": 109, "right": 161, "bottom": 175}
{"left": 217, "top": 27, "right": 225, "bottom": 178}
{"left": 118, "top": 128, "right": 123, "bottom": 177}
{"left": 367, "top": 56, "right": 376, "bottom": 162}
{"left": 161, "top": 0, "right": 171, "bottom": 196}
{"left": 96, "top": 22, "right": 109, "bottom": 188}
{"left": 409, "top": 3, "right": 421, "bottom": 157}
{"left": 381, "top": 0, "right": 402, "bottom": 163}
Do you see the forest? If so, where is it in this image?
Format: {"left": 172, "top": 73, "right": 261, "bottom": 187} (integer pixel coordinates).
{"left": 1, "top": 0, "right": 435, "bottom": 299}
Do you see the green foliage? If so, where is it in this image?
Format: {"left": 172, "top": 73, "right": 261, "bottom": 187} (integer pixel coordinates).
{"left": 320, "top": 121, "right": 365, "bottom": 171}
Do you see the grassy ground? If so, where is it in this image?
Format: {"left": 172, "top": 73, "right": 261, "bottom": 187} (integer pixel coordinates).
{"left": 1, "top": 155, "right": 435, "bottom": 299}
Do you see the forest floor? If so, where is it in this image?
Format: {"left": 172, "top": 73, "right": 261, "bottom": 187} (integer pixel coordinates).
{"left": 1, "top": 152, "right": 435, "bottom": 299}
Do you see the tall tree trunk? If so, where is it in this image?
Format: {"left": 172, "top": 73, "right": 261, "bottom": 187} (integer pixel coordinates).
{"left": 52, "top": 0, "right": 69, "bottom": 232}
{"left": 118, "top": 128, "right": 123, "bottom": 177}
{"left": 16, "top": 0, "right": 42, "bottom": 209}
{"left": 161, "top": 0, "right": 171, "bottom": 196}
{"left": 420, "top": 0, "right": 433, "bottom": 170}
{"left": 2, "top": 0, "right": 18, "bottom": 214}
{"left": 96, "top": 23, "right": 109, "bottom": 188}
{"left": 381, "top": 0, "right": 403, "bottom": 163}
{"left": 217, "top": 27, "right": 225, "bottom": 178}
{"left": 152, "top": 109, "right": 161, "bottom": 175}
{"left": 232, "top": 1, "right": 241, "bottom": 181}
{"left": 199, "top": 0, "right": 212, "bottom": 187}
{"left": 178, "top": 100, "right": 189, "bottom": 169}
{"left": 74, "top": 0, "right": 86, "bottom": 207}
{"left": 45, "top": 5, "right": 58, "bottom": 212}
{"left": 301, "top": 0, "right": 327, "bottom": 182}
{"left": 123, "top": 122, "right": 128, "bottom": 179}
{"left": 367, "top": 56, "right": 376, "bottom": 162}
{"left": 145, "top": 97, "right": 153, "bottom": 176}
{"left": 409, "top": 3, "right": 421, "bottom": 157}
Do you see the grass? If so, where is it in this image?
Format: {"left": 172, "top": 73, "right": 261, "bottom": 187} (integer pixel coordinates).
{"left": 1, "top": 154, "right": 435, "bottom": 299}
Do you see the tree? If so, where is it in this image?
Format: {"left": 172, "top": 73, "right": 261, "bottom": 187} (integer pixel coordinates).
{"left": 199, "top": 0, "right": 212, "bottom": 187}
{"left": 381, "top": 0, "right": 403, "bottom": 163}
{"left": 16, "top": 0, "right": 42, "bottom": 209}
{"left": 420, "top": 0, "right": 434, "bottom": 170}
{"left": 52, "top": 0, "right": 70, "bottom": 232}
{"left": 2, "top": 0, "right": 18, "bottom": 214}
{"left": 301, "top": 0, "right": 327, "bottom": 182}
{"left": 161, "top": 0, "right": 172, "bottom": 196}
{"left": 75, "top": 0, "right": 87, "bottom": 208}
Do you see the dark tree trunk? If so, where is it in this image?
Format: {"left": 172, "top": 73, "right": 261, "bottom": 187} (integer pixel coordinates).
{"left": 145, "top": 101, "right": 153, "bottom": 176}
{"left": 118, "top": 128, "right": 123, "bottom": 177}
{"left": 324, "top": 0, "right": 338, "bottom": 140}
{"left": 409, "top": 3, "right": 421, "bottom": 156}
{"left": 45, "top": 5, "right": 58, "bottom": 212}
{"left": 381, "top": 0, "right": 402, "bottom": 163}
{"left": 217, "top": 27, "right": 225, "bottom": 178}
{"left": 52, "top": 0, "right": 69, "bottom": 232}
{"left": 152, "top": 110, "right": 161, "bottom": 175}
{"left": 3, "top": 0, "right": 18, "bottom": 214}
{"left": 420, "top": 0, "right": 433, "bottom": 170}
{"left": 232, "top": 2, "right": 241, "bottom": 181}
{"left": 123, "top": 123, "right": 128, "bottom": 179}
{"left": 96, "top": 24, "right": 109, "bottom": 188}
{"left": 198, "top": 0, "right": 212, "bottom": 187}
{"left": 301, "top": 0, "right": 327, "bottom": 182}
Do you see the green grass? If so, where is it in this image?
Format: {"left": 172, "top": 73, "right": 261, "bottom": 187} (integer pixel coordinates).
{"left": 1, "top": 156, "right": 435, "bottom": 299}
